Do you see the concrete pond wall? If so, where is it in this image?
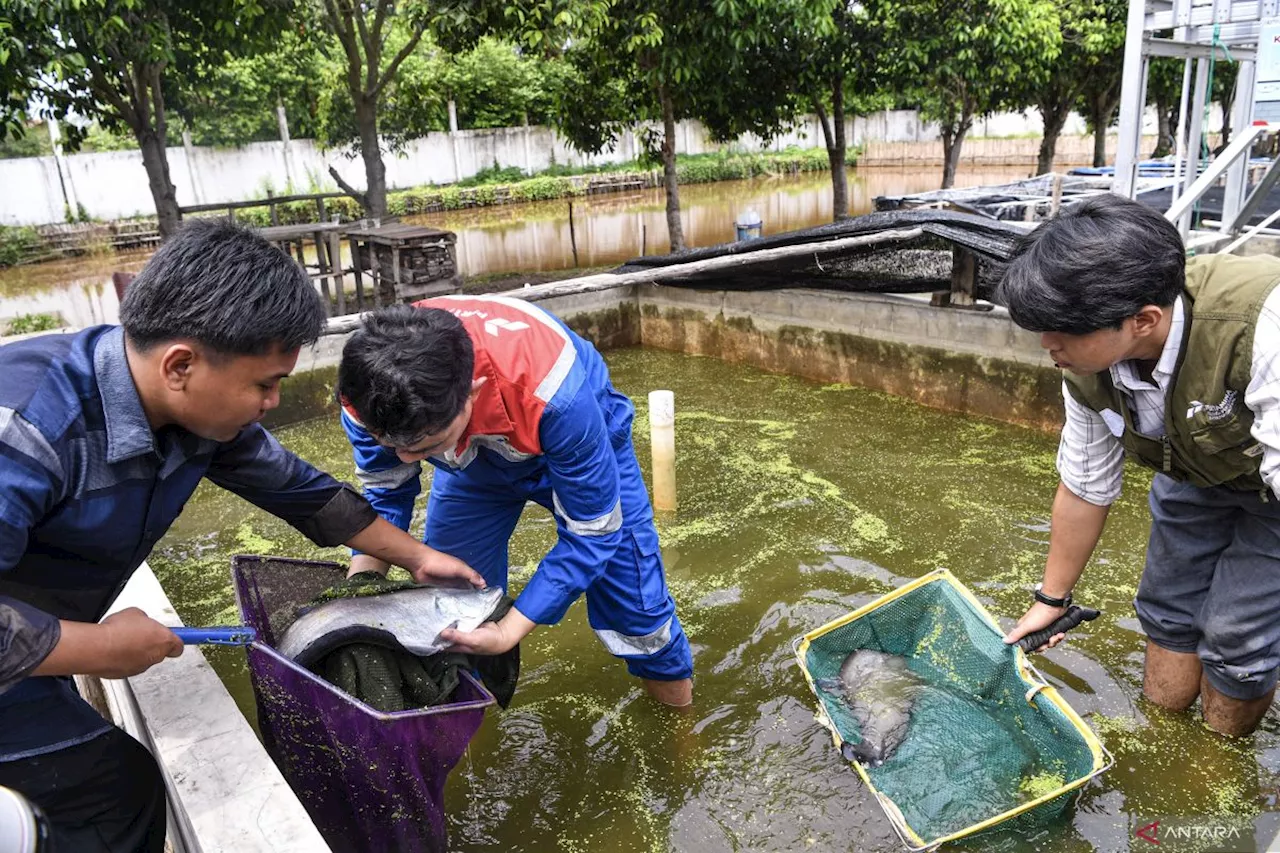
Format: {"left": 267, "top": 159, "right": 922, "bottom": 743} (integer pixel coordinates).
{"left": 274, "top": 283, "right": 1060, "bottom": 434}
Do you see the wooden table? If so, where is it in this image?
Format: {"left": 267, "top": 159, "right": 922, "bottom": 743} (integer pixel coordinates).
{"left": 342, "top": 222, "right": 461, "bottom": 310}
{"left": 257, "top": 221, "right": 348, "bottom": 316}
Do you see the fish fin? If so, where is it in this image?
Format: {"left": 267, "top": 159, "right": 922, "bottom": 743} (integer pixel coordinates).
{"left": 816, "top": 677, "right": 842, "bottom": 694}
{"left": 841, "top": 739, "right": 882, "bottom": 766}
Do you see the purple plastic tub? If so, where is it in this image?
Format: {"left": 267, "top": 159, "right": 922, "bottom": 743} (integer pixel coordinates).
{"left": 232, "top": 555, "right": 494, "bottom": 853}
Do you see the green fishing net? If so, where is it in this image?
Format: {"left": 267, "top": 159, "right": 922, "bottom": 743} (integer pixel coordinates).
{"left": 798, "top": 571, "right": 1107, "bottom": 849}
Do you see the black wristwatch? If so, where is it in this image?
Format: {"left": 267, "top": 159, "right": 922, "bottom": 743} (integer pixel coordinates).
{"left": 1033, "top": 583, "right": 1072, "bottom": 609}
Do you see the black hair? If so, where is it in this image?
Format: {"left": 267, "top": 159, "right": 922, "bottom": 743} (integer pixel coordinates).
{"left": 997, "top": 193, "right": 1186, "bottom": 334}
{"left": 119, "top": 218, "right": 325, "bottom": 355}
{"left": 336, "top": 305, "right": 475, "bottom": 446}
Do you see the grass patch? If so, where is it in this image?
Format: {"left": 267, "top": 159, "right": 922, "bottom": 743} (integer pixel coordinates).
{"left": 3, "top": 312, "right": 61, "bottom": 336}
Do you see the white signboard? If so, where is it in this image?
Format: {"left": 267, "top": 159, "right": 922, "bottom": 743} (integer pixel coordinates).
{"left": 1255, "top": 20, "right": 1280, "bottom": 122}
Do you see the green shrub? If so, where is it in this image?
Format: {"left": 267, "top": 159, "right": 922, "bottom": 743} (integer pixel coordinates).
{"left": 456, "top": 164, "right": 527, "bottom": 187}
{"left": 510, "top": 175, "right": 579, "bottom": 202}
{"left": 0, "top": 226, "right": 40, "bottom": 267}
{"left": 7, "top": 312, "right": 60, "bottom": 335}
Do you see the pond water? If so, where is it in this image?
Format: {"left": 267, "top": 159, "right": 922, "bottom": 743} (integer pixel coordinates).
{"left": 0, "top": 166, "right": 1031, "bottom": 328}
{"left": 148, "top": 347, "right": 1280, "bottom": 853}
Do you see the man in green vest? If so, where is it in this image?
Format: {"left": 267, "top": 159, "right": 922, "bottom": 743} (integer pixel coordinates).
{"left": 999, "top": 194, "right": 1280, "bottom": 737}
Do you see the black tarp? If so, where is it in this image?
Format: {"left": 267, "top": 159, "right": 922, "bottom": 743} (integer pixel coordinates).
{"left": 610, "top": 210, "right": 1026, "bottom": 301}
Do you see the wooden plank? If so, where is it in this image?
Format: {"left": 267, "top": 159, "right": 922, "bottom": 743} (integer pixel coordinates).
{"left": 315, "top": 229, "right": 333, "bottom": 318}
{"left": 391, "top": 245, "right": 402, "bottom": 303}
{"left": 179, "top": 191, "right": 348, "bottom": 216}
{"left": 256, "top": 222, "right": 345, "bottom": 241}
{"left": 351, "top": 238, "right": 365, "bottom": 312}
{"left": 950, "top": 245, "right": 977, "bottom": 307}
{"left": 330, "top": 231, "right": 347, "bottom": 317}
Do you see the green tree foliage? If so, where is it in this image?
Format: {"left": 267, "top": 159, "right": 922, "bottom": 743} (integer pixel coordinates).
{"left": 1031, "top": 0, "right": 1123, "bottom": 175}
{"left": 1212, "top": 60, "right": 1239, "bottom": 152}
{"left": 314, "top": 18, "right": 435, "bottom": 157}
{"left": 1146, "top": 55, "right": 1184, "bottom": 158}
{"left": 1151, "top": 52, "right": 1238, "bottom": 159}
{"left": 312, "top": 0, "right": 592, "bottom": 217}
{"left": 887, "top": 0, "right": 1063, "bottom": 188}
{"left": 313, "top": 31, "right": 573, "bottom": 151}
{"left": 0, "top": 0, "right": 292, "bottom": 235}
{"left": 1075, "top": 3, "right": 1126, "bottom": 167}
{"left": 446, "top": 38, "right": 574, "bottom": 129}
{"left": 801, "top": 0, "right": 891, "bottom": 220}
{"left": 170, "top": 23, "right": 330, "bottom": 147}
{"left": 313, "top": 0, "right": 437, "bottom": 216}
{"left": 556, "top": 0, "right": 832, "bottom": 252}
{"left": 0, "top": 122, "right": 50, "bottom": 159}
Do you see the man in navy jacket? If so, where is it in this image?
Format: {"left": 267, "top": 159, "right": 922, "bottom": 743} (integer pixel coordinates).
{"left": 0, "top": 221, "right": 481, "bottom": 851}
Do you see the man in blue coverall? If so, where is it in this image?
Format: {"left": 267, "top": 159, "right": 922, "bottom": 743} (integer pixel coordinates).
{"left": 336, "top": 295, "right": 695, "bottom": 706}
{"left": 0, "top": 221, "right": 482, "bottom": 852}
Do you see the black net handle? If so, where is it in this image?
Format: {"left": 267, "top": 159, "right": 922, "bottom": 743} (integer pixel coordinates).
{"left": 1016, "top": 605, "right": 1101, "bottom": 652}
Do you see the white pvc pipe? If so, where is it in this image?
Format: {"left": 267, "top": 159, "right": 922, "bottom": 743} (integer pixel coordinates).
{"left": 1221, "top": 205, "right": 1280, "bottom": 255}
{"left": 648, "top": 390, "right": 676, "bottom": 511}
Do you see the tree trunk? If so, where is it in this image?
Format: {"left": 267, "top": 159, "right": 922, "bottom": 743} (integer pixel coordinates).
{"left": 814, "top": 81, "right": 850, "bottom": 221}
{"left": 137, "top": 130, "right": 181, "bottom": 237}
{"left": 1153, "top": 102, "right": 1175, "bottom": 158}
{"left": 130, "top": 68, "right": 180, "bottom": 237}
{"left": 1086, "top": 83, "right": 1122, "bottom": 167}
{"left": 355, "top": 97, "right": 387, "bottom": 218}
{"left": 660, "top": 85, "right": 684, "bottom": 253}
{"left": 1037, "top": 100, "right": 1071, "bottom": 176}
{"left": 1092, "top": 119, "right": 1107, "bottom": 167}
{"left": 1219, "top": 89, "right": 1235, "bottom": 152}
{"left": 940, "top": 112, "right": 971, "bottom": 189}
{"left": 831, "top": 76, "right": 849, "bottom": 219}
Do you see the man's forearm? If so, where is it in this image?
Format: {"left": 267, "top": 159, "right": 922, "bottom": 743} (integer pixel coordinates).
{"left": 349, "top": 553, "right": 392, "bottom": 576}
{"left": 1042, "top": 481, "right": 1110, "bottom": 597}
{"left": 345, "top": 517, "right": 485, "bottom": 587}
{"left": 346, "top": 517, "right": 419, "bottom": 574}
{"left": 32, "top": 608, "right": 183, "bottom": 680}
{"left": 31, "top": 620, "right": 106, "bottom": 677}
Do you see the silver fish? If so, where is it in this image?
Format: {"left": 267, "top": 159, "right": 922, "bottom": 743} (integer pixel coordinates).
{"left": 819, "top": 649, "right": 925, "bottom": 767}
{"left": 278, "top": 585, "right": 505, "bottom": 667}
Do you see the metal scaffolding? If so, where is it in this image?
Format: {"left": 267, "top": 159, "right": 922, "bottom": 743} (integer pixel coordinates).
{"left": 1112, "top": 0, "right": 1280, "bottom": 250}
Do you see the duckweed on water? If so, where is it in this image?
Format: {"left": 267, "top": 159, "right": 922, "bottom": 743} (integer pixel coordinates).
{"left": 148, "top": 348, "right": 1276, "bottom": 853}
{"left": 234, "top": 521, "right": 277, "bottom": 554}
{"left": 1019, "top": 772, "right": 1067, "bottom": 801}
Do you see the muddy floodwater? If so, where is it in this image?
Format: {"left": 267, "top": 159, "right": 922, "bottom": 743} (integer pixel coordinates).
{"left": 0, "top": 166, "right": 1030, "bottom": 328}
{"left": 148, "top": 348, "right": 1280, "bottom": 853}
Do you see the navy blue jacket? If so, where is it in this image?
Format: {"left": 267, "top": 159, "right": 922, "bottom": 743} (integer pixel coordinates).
{"left": 0, "top": 326, "right": 374, "bottom": 760}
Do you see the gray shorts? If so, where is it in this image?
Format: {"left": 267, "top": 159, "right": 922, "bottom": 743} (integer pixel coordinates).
{"left": 1135, "top": 473, "right": 1280, "bottom": 700}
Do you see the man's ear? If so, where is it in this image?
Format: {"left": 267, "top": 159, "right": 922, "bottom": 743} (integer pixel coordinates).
{"left": 159, "top": 343, "right": 197, "bottom": 392}
{"left": 470, "top": 376, "right": 487, "bottom": 400}
{"left": 1130, "top": 305, "right": 1167, "bottom": 338}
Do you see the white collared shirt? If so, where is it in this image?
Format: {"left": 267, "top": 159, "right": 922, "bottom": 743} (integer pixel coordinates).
{"left": 1058, "top": 289, "right": 1280, "bottom": 504}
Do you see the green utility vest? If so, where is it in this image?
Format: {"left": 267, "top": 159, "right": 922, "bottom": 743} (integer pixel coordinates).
{"left": 1064, "top": 254, "right": 1280, "bottom": 492}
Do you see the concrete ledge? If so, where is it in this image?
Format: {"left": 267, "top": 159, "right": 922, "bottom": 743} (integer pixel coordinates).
{"left": 311, "top": 283, "right": 1064, "bottom": 432}
{"left": 86, "top": 565, "right": 329, "bottom": 853}
{"left": 636, "top": 286, "right": 1065, "bottom": 431}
